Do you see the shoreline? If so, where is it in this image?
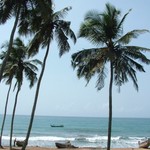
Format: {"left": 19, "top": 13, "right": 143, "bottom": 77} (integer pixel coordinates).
{"left": 0, "top": 147, "right": 149, "bottom": 150}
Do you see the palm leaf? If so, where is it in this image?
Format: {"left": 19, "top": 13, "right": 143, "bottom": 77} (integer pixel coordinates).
{"left": 124, "top": 46, "right": 150, "bottom": 64}
{"left": 72, "top": 47, "right": 108, "bottom": 88}
{"left": 84, "top": 9, "right": 101, "bottom": 21}
{"left": 55, "top": 27, "right": 70, "bottom": 56}
{"left": 117, "top": 29, "right": 150, "bottom": 45}
{"left": 96, "top": 65, "right": 106, "bottom": 90}
{"left": 0, "top": 0, "right": 13, "bottom": 24}
{"left": 53, "top": 6, "right": 72, "bottom": 20}
{"left": 24, "top": 66, "right": 38, "bottom": 88}
{"left": 117, "top": 9, "right": 131, "bottom": 32}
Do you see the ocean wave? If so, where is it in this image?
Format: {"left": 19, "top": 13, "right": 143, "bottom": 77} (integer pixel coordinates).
{"left": 1, "top": 135, "right": 148, "bottom": 148}
{"left": 3, "top": 135, "right": 74, "bottom": 142}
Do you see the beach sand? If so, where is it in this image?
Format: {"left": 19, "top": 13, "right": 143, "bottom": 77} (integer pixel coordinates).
{"left": 0, "top": 147, "right": 149, "bottom": 150}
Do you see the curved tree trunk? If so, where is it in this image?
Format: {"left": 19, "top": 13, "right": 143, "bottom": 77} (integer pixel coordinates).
{"left": 0, "top": 6, "right": 20, "bottom": 82}
{"left": 22, "top": 39, "right": 51, "bottom": 150}
{"left": 107, "top": 61, "right": 113, "bottom": 150}
{"left": 10, "top": 87, "right": 20, "bottom": 150}
{"left": 0, "top": 82, "right": 12, "bottom": 148}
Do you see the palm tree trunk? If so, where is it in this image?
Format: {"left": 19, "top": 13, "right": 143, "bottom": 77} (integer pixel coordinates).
{"left": 0, "top": 6, "right": 20, "bottom": 82}
{"left": 22, "top": 39, "right": 51, "bottom": 150}
{"left": 10, "top": 87, "right": 20, "bottom": 150}
{"left": 0, "top": 82, "right": 12, "bottom": 148}
{"left": 107, "top": 61, "right": 113, "bottom": 150}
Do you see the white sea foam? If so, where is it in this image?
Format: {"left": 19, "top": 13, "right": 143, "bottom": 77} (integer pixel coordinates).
{"left": 1, "top": 135, "right": 146, "bottom": 148}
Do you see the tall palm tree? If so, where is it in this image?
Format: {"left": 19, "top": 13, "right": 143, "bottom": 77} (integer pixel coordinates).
{"left": 71, "top": 3, "right": 150, "bottom": 150}
{"left": 0, "top": 52, "right": 14, "bottom": 148}
{"left": 20, "top": 4, "right": 76, "bottom": 150}
{"left": 0, "top": 0, "right": 50, "bottom": 82}
{"left": 0, "top": 38, "right": 42, "bottom": 150}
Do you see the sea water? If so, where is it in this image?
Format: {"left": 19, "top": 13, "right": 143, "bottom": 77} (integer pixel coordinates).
{"left": 0, "top": 115, "right": 149, "bottom": 148}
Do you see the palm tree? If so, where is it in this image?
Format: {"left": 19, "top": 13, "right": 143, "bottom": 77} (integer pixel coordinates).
{"left": 0, "top": 38, "right": 42, "bottom": 150}
{"left": 20, "top": 4, "right": 76, "bottom": 150}
{"left": 71, "top": 3, "right": 150, "bottom": 150}
{"left": 0, "top": 51, "right": 14, "bottom": 148}
{"left": 0, "top": 0, "right": 50, "bottom": 82}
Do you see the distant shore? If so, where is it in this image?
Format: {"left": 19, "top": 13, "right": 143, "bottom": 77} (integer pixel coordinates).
{"left": 0, "top": 147, "right": 149, "bottom": 150}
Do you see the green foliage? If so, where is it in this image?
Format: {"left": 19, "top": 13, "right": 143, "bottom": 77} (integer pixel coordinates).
{"left": 72, "top": 3, "right": 150, "bottom": 91}
{"left": 0, "top": 37, "right": 42, "bottom": 88}
{"left": 72, "top": 3, "right": 150, "bottom": 150}
{"left": 22, "top": 6, "right": 76, "bottom": 57}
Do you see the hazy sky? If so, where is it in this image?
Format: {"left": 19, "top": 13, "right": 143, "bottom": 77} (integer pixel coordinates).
{"left": 0, "top": 0, "right": 150, "bottom": 118}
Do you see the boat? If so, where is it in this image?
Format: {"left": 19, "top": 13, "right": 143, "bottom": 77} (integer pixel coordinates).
{"left": 50, "top": 125, "right": 64, "bottom": 127}
{"left": 55, "top": 141, "right": 78, "bottom": 148}
{"left": 138, "top": 139, "right": 150, "bottom": 148}
{"left": 14, "top": 139, "right": 25, "bottom": 147}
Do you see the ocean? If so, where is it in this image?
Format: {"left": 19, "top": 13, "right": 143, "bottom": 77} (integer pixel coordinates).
{"left": 0, "top": 115, "right": 150, "bottom": 148}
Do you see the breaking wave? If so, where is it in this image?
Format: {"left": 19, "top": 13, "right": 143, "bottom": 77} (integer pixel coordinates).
{"left": 2, "top": 135, "right": 148, "bottom": 148}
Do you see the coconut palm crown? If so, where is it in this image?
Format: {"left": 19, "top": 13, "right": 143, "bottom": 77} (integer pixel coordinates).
{"left": 0, "top": 38, "right": 42, "bottom": 88}
{"left": 18, "top": 5, "right": 76, "bottom": 57}
{"left": 71, "top": 3, "right": 150, "bottom": 150}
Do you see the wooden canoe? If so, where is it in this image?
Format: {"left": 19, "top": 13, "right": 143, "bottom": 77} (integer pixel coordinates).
{"left": 55, "top": 142, "right": 78, "bottom": 148}
{"left": 138, "top": 139, "right": 150, "bottom": 148}
{"left": 14, "top": 139, "right": 25, "bottom": 147}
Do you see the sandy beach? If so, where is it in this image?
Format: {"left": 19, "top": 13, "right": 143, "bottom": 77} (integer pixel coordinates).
{"left": 0, "top": 147, "right": 149, "bottom": 150}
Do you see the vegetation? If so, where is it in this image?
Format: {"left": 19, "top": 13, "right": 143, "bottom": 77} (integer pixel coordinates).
{"left": 0, "top": 0, "right": 42, "bottom": 82}
{"left": 71, "top": 3, "right": 150, "bottom": 150}
{"left": 0, "top": 38, "right": 42, "bottom": 149}
{"left": 0, "top": 1, "right": 149, "bottom": 150}
{"left": 20, "top": 3, "right": 76, "bottom": 150}
{"left": 0, "top": 0, "right": 74, "bottom": 149}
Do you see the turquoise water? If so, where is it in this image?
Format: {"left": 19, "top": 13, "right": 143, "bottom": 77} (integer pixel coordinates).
{"left": 0, "top": 115, "right": 150, "bottom": 148}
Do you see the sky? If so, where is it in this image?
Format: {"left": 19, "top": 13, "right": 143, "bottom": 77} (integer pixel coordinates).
{"left": 0, "top": 0, "right": 150, "bottom": 118}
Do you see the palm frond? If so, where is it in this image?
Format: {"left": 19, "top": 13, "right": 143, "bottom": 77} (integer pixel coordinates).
{"left": 76, "top": 57, "right": 106, "bottom": 88}
{"left": 24, "top": 66, "right": 38, "bottom": 88}
{"left": 113, "top": 57, "right": 138, "bottom": 90}
{"left": 24, "top": 62, "right": 39, "bottom": 72}
{"left": 18, "top": 10, "right": 32, "bottom": 36}
{"left": 84, "top": 9, "right": 101, "bottom": 21}
{"left": 29, "top": 59, "right": 42, "bottom": 66}
{"left": 72, "top": 47, "right": 108, "bottom": 89}
{"left": 78, "top": 21, "right": 106, "bottom": 46}
{"left": 27, "top": 30, "right": 44, "bottom": 57}
{"left": 53, "top": 6, "right": 72, "bottom": 20}
{"left": 34, "top": 0, "right": 53, "bottom": 20}
{"left": 0, "top": 0, "right": 13, "bottom": 24}
{"left": 117, "top": 29, "right": 150, "bottom": 45}
{"left": 125, "top": 56, "right": 145, "bottom": 72}
{"left": 72, "top": 48, "right": 100, "bottom": 68}
{"left": 55, "top": 27, "right": 70, "bottom": 57}
{"left": 55, "top": 20, "right": 76, "bottom": 44}
{"left": 124, "top": 46, "right": 150, "bottom": 64}
{"left": 96, "top": 65, "right": 106, "bottom": 90}
{"left": 105, "top": 3, "right": 120, "bottom": 17}
{"left": 113, "top": 51, "right": 147, "bottom": 91}
{"left": 117, "top": 9, "right": 131, "bottom": 33}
